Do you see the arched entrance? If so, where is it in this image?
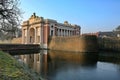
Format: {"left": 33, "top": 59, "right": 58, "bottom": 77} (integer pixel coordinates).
{"left": 29, "top": 28, "right": 35, "bottom": 44}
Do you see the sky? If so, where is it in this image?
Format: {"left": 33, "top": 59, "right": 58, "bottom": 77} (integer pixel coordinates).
{"left": 20, "top": 0, "right": 120, "bottom": 33}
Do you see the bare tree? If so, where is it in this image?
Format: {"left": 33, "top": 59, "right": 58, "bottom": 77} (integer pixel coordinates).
{"left": 0, "top": 0, "right": 22, "bottom": 39}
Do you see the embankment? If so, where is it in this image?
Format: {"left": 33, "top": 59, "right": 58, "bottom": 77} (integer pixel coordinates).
{"left": 48, "top": 35, "right": 98, "bottom": 52}
{"left": 0, "top": 51, "right": 42, "bottom": 80}
{"left": 98, "top": 37, "right": 120, "bottom": 52}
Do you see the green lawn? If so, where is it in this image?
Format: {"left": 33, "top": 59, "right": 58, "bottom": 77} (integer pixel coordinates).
{"left": 0, "top": 51, "right": 41, "bottom": 80}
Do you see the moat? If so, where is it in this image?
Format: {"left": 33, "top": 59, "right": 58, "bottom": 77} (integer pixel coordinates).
{"left": 19, "top": 50, "right": 120, "bottom": 80}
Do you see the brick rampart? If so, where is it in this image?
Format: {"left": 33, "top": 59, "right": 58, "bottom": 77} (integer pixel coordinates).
{"left": 48, "top": 35, "right": 98, "bottom": 52}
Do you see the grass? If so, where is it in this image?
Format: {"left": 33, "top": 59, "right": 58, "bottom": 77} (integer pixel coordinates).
{"left": 0, "top": 51, "right": 41, "bottom": 80}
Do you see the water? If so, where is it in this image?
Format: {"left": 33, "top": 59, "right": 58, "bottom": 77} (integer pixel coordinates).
{"left": 20, "top": 51, "right": 120, "bottom": 80}
{"left": 44, "top": 51, "right": 120, "bottom": 80}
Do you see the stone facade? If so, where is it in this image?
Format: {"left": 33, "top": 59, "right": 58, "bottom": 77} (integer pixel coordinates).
{"left": 22, "top": 13, "right": 81, "bottom": 48}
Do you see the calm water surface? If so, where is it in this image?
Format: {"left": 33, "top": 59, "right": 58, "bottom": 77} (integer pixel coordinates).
{"left": 20, "top": 50, "right": 120, "bottom": 80}
{"left": 39, "top": 51, "right": 120, "bottom": 80}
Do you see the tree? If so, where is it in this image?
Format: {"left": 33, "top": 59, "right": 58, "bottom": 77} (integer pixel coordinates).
{"left": 0, "top": 0, "right": 22, "bottom": 39}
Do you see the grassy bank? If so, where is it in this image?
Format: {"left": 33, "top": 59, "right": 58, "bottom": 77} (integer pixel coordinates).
{"left": 0, "top": 51, "right": 41, "bottom": 80}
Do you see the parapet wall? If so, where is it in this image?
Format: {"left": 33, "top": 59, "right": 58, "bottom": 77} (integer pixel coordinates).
{"left": 48, "top": 35, "right": 98, "bottom": 52}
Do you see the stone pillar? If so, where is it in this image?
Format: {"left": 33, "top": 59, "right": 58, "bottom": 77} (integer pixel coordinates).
{"left": 34, "top": 27, "right": 37, "bottom": 44}
{"left": 40, "top": 24, "right": 44, "bottom": 45}
{"left": 57, "top": 29, "right": 58, "bottom": 36}
{"left": 68, "top": 30, "right": 70, "bottom": 36}
{"left": 22, "top": 29, "right": 24, "bottom": 44}
{"left": 38, "top": 27, "right": 40, "bottom": 44}
{"left": 69, "top": 30, "right": 71, "bottom": 36}
{"left": 58, "top": 29, "right": 60, "bottom": 36}
{"left": 61, "top": 29, "right": 62, "bottom": 36}
{"left": 73, "top": 30, "right": 74, "bottom": 36}
{"left": 26, "top": 29, "right": 29, "bottom": 44}
{"left": 43, "top": 24, "right": 49, "bottom": 48}
{"left": 54, "top": 27, "right": 57, "bottom": 36}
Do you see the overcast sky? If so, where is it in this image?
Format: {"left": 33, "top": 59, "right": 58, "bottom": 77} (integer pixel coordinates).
{"left": 20, "top": 0, "right": 120, "bottom": 33}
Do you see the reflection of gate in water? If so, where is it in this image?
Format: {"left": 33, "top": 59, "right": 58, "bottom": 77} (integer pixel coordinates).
{"left": 20, "top": 50, "right": 48, "bottom": 74}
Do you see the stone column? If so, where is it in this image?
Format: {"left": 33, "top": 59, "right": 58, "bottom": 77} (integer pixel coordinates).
{"left": 68, "top": 30, "right": 70, "bottom": 36}
{"left": 69, "top": 30, "right": 71, "bottom": 36}
{"left": 58, "top": 29, "right": 59, "bottom": 36}
{"left": 54, "top": 27, "right": 57, "bottom": 36}
{"left": 26, "top": 28, "right": 29, "bottom": 44}
{"left": 40, "top": 24, "right": 44, "bottom": 45}
{"left": 43, "top": 24, "right": 49, "bottom": 48}
{"left": 34, "top": 27, "right": 37, "bottom": 44}
{"left": 58, "top": 29, "right": 60, "bottom": 36}
{"left": 22, "top": 29, "right": 24, "bottom": 44}
{"left": 61, "top": 29, "right": 62, "bottom": 36}
{"left": 61, "top": 29, "right": 63, "bottom": 36}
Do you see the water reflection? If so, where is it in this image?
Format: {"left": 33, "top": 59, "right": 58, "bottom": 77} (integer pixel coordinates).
{"left": 99, "top": 51, "right": 120, "bottom": 63}
{"left": 19, "top": 50, "right": 120, "bottom": 80}
{"left": 41, "top": 50, "right": 98, "bottom": 80}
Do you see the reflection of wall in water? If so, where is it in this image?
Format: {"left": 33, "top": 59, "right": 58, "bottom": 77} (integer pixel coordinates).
{"left": 99, "top": 51, "right": 120, "bottom": 63}
{"left": 48, "top": 50, "right": 98, "bottom": 63}
{"left": 47, "top": 51, "right": 98, "bottom": 75}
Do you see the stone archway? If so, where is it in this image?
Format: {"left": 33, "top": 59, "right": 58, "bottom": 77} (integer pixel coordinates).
{"left": 29, "top": 28, "right": 35, "bottom": 43}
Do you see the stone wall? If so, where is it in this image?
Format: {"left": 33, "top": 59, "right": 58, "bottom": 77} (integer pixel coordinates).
{"left": 11, "top": 37, "right": 22, "bottom": 44}
{"left": 0, "top": 37, "right": 22, "bottom": 44}
{"left": 48, "top": 35, "right": 98, "bottom": 52}
{"left": 0, "top": 40, "right": 12, "bottom": 44}
{"left": 98, "top": 37, "right": 120, "bottom": 51}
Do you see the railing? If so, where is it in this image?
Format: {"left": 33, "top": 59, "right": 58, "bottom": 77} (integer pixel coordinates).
{"left": 0, "top": 44, "right": 41, "bottom": 55}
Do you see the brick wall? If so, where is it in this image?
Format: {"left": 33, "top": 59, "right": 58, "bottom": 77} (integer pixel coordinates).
{"left": 48, "top": 35, "right": 98, "bottom": 52}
